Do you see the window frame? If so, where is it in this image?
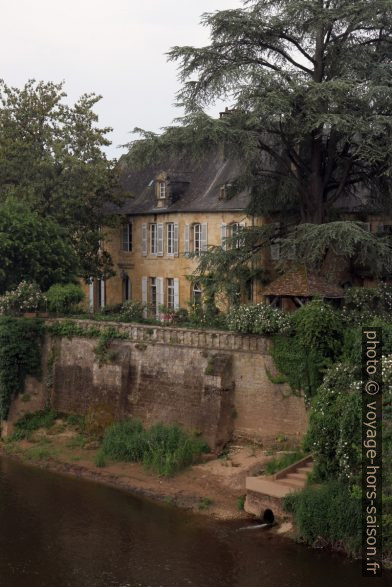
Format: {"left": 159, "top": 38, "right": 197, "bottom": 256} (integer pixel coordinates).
{"left": 150, "top": 223, "right": 157, "bottom": 255}
{"left": 167, "top": 222, "right": 174, "bottom": 255}
{"left": 167, "top": 278, "right": 175, "bottom": 309}
{"left": 122, "top": 222, "right": 133, "bottom": 252}
{"left": 192, "top": 282, "right": 202, "bottom": 306}
{"left": 158, "top": 181, "right": 166, "bottom": 200}
{"left": 194, "top": 223, "right": 202, "bottom": 254}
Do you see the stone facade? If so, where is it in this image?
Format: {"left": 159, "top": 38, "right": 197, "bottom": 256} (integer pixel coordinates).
{"left": 85, "top": 211, "right": 266, "bottom": 312}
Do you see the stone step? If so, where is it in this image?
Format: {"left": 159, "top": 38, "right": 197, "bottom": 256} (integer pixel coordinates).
{"left": 296, "top": 466, "right": 313, "bottom": 474}
{"left": 286, "top": 472, "right": 308, "bottom": 481}
{"left": 277, "top": 477, "right": 306, "bottom": 489}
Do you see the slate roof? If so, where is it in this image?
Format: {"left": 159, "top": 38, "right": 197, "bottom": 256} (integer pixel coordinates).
{"left": 118, "top": 149, "right": 250, "bottom": 215}
{"left": 262, "top": 266, "right": 345, "bottom": 298}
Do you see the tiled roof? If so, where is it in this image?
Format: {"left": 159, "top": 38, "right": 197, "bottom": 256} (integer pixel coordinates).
{"left": 117, "top": 149, "right": 250, "bottom": 215}
{"left": 262, "top": 266, "right": 345, "bottom": 298}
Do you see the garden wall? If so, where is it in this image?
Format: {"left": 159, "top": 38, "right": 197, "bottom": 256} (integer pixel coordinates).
{"left": 5, "top": 321, "right": 308, "bottom": 449}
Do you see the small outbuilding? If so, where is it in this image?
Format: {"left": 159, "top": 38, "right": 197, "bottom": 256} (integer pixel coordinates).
{"left": 262, "top": 266, "right": 345, "bottom": 311}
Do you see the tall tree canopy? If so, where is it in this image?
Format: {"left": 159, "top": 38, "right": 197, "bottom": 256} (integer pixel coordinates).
{"left": 127, "top": 0, "right": 392, "bottom": 287}
{"left": 0, "top": 80, "right": 122, "bottom": 280}
{"left": 0, "top": 198, "right": 77, "bottom": 293}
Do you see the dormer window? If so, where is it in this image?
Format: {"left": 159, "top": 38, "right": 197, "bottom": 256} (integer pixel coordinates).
{"left": 158, "top": 181, "right": 166, "bottom": 199}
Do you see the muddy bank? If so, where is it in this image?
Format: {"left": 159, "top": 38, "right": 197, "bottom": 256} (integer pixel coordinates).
{"left": 0, "top": 433, "right": 287, "bottom": 526}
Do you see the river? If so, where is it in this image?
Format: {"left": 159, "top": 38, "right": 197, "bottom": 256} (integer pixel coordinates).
{"left": 0, "top": 457, "right": 389, "bottom": 587}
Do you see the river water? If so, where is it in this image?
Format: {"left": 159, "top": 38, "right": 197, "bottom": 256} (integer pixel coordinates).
{"left": 0, "top": 457, "right": 389, "bottom": 587}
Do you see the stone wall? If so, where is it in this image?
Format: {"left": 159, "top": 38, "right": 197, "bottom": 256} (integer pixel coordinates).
{"left": 4, "top": 321, "right": 308, "bottom": 450}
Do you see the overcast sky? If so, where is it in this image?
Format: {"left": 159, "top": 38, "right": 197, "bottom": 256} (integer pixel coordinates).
{"left": 2, "top": 0, "right": 241, "bottom": 159}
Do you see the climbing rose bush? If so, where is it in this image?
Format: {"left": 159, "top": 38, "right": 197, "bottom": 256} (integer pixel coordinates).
{"left": 226, "top": 303, "right": 291, "bottom": 336}
{"left": 0, "top": 281, "right": 46, "bottom": 315}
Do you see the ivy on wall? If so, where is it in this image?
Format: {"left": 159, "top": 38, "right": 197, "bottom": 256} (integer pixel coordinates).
{"left": 0, "top": 317, "right": 44, "bottom": 420}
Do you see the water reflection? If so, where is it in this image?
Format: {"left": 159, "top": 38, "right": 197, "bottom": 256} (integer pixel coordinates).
{"left": 0, "top": 457, "right": 389, "bottom": 587}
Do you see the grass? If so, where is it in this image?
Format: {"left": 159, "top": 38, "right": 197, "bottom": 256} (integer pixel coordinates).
{"left": 264, "top": 451, "right": 306, "bottom": 475}
{"left": 94, "top": 451, "right": 107, "bottom": 468}
{"left": 100, "top": 419, "right": 210, "bottom": 477}
{"left": 12, "top": 409, "right": 58, "bottom": 440}
{"left": 198, "top": 497, "right": 214, "bottom": 510}
{"left": 237, "top": 495, "right": 246, "bottom": 511}
{"left": 66, "top": 434, "right": 87, "bottom": 449}
{"left": 24, "top": 440, "right": 58, "bottom": 462}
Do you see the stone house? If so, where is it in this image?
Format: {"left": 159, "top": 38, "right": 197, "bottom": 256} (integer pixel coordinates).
{"left": 86, "top": 147, "right": 392, "bottom": 314}
{"left": 87, "top": 149, "right": 266, "bottom": 314}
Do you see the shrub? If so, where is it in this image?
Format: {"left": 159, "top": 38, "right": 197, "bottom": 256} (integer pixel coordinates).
{"left": 226, "top": 303, "right": 291, "bottom": 336}
{"left": 304, "top": 363, "right": 362, "bottom": 483}
{"left": 46, "top": 283, "right": 85, "bottom": 314}
{"left": 342, "top": 285, "right": 392, "bottom": 326}
{"left": 273, "top": 300, "right": 344, "bottom": 400}
{"left": 283, "top": 481, "right": 361, "bottom": 555}
{"left": 100, "top": 419, "right": 209, "bottom": 477}
{"left": 120, "top": 301, "right": 146, "bottom": 322}
{"left": 0, "top": 281, "right": 46, "bottom": 315}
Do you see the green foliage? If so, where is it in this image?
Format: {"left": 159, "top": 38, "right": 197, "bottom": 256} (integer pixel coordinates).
{"left": 272, "top": 300, "right": 344, "bottom": 400}
{"left": 226, "top": 303, "right": 292, "bottom": 336}
{"left": 12, "top": 409, "right": 58, "bottom": 439}
{"left": 342, "top": 320, "right": 392, "bottom": 366}
{"left": 101, "top": 419, "right": 210, "bottom": 477}
{"left": 127, "top": 0, "right": 392, "bottom": 282}
{"left": 283, "top": 482, "right": 362, "bottom": 556}
{"left": 237, "top": 495, "right": 246, "bottom": 511}
{"left": 304, "top": 363, "right": 362, "bottom": 483}
{"left": 94, "top": 450, "right": 107, "bottom": 468}
{"left": 93, "top": 327, "right": 120, "bottom": 366}
{"left": 0, "top": 198, "right": 77, "bottom": 294}
{"left": 0, "top": 317, "right": 44, "bottom": 420}
{"left": 342, "top": 285, "right": 392, "bottom": 326}
{"left": 46, "top": 283, "right": 85, "bottom": 314}
{"left": 264, "top": 452, "right": 306, "bottom": 476}
{"left": 0, "top": 79, "right": 122, "bottom": 281}
{"left": 198, "top": 497, "right": 214, "bottom": 510}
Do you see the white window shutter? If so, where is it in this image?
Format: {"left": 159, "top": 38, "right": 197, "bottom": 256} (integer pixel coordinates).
{"left": 221, "top": 223, "right": 227, "bottom": 250}
{"left": 157, "top": 223, "right": 164, "bottom": 256}
{"left": 270, "top": 244, "right": 280, "bottom": 261}
{"left": 174, "top": 223, "right": 179, "bottom": 257}
{"left": 142, "top": 276, "right": 148, "bottom": 318}
{"left": 173, "top": 278, "right": 180, "bottom": 310}
{"left": 184, "top": 224, "right": 190, "bottom": 255}
{"left": 142, "top": 224, "right": 148, "bottom": 256}
{"left": 89, "top": 278, "right": 94, "bottom": 312}
{"left": 201, "top": 223, "right": 208, "bottom": 252}
{"left": 157, "top": 277, "right": 164, "bottom": 316}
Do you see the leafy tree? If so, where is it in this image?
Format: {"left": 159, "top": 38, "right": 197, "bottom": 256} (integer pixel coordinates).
{"left": 0, "top": 79, "right": 123, "bottom": 280}
{"left": 0, "top": 197, "right": 77, "bottom": 293}
{"left": 126, "top": 0, "right": 392, "bottom": 285}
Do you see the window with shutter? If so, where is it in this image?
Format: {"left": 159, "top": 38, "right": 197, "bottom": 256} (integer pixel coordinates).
{"left": 221, "top": 223, "right": 227, "bottom": 250}
{"left": 167, "top": 223, "right": 174, "bottom": 255}
{"left": 157, "top": 277, "right": 164, "bottom": 315}
{"left": 167, "top": 278, "right": 175, "bottom": 309}
{"left": 184, "top": 224, "right": 190, "bottom": 255}
{"left": 194, "top": 223, "right": 201, "bottom": 254}
{"left": 142, "top": 224, "right": 148, "bottom": 256}
{"left": 173, "top": 278, "right": 180, "bottom": 309}
{"left": 157, "top": 223, "right": 164, "bottom": 256}
{"left": 201, "top": 223, "right": 208, "bottom": 252}
{"left": 89, "top": 278, "right": 94, "bottom": 312}
{"left": 142, "top": 276, "right": 148, "bottom": 306}
{"left": 150, "top": 224, "right": 158, "bottom": 255}
{"left": 173, "top": 223, "right": 179, "bottom": 256}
